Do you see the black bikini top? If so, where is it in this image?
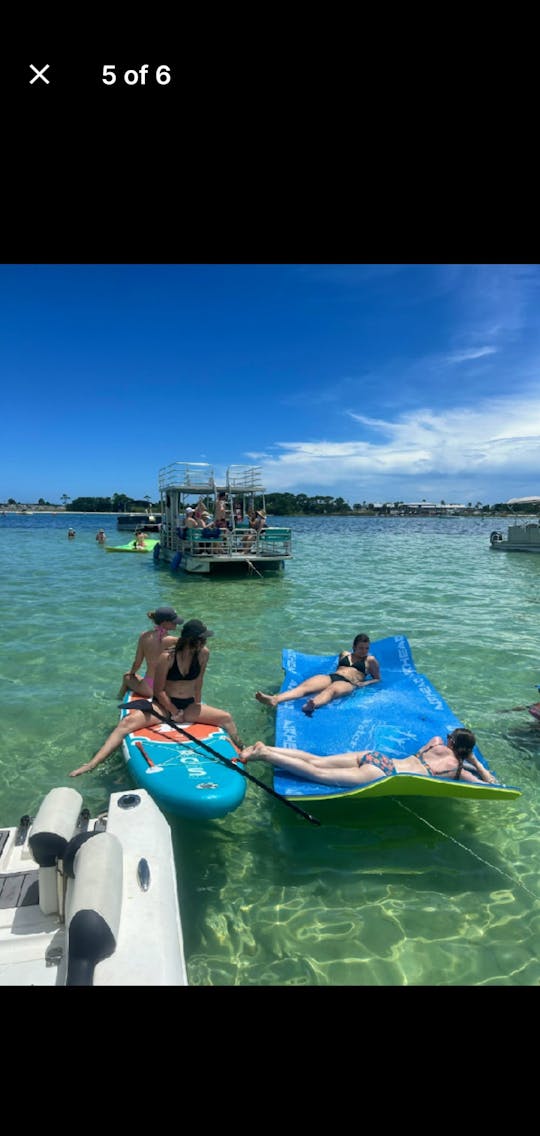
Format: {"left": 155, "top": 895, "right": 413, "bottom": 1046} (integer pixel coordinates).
{"left": 339, "top": 652, "right": 366, "bottom": 674}
{"left": 168, "top": 650, "right": 201, "bottom": 681}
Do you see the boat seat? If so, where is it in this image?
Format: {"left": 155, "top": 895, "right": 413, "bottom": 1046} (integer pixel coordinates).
{"left": 261, "top": 528, "right": 291, "bottom": 540}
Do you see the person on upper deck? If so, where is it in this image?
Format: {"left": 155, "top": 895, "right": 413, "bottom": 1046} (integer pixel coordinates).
{"left": 239, "top": 728, "right": 499, "bottom": 786}
{"left": 255, "top": 633, "right": 381, "bottom": 716}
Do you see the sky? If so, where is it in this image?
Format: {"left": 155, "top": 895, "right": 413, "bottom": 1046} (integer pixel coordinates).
{"left": 2, "top": 262, "right": 540, "bottom": 507}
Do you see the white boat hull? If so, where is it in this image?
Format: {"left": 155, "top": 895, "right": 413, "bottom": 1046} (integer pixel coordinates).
{"left": 0, "top": 788, "right": 187, "bottom": 986}
{"left": 490, "top": 523, "right": 540, "bottom": 552}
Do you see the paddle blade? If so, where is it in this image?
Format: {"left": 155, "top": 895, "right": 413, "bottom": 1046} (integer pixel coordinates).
{"left": 118, "top": 699, "right": 153, "bottom": 712}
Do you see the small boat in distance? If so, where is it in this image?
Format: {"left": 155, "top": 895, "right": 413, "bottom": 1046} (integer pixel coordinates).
{"left": 490, "top": 496, "right": 540, "bottom": 552}
{"left": 117, "top": 512, "right": 162, "bottom": 533}
{"left": 156, "top": 461, "right": 292, "bottom": 576}
{"left": 0, "top": 786, "right": 187, "bottom": 986}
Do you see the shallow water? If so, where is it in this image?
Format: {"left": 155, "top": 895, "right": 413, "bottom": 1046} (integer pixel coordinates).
{"left": 1, "top": 511, "right": 539, "bottom": 985}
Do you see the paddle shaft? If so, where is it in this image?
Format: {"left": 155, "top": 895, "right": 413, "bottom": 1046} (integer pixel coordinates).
{"left": 122, "top": 700, "right": 321, "bottom": 826}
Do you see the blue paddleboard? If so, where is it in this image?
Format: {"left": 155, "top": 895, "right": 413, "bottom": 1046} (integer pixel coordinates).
{"left": 121, "top": 694, "right": 246, "bottom": 819}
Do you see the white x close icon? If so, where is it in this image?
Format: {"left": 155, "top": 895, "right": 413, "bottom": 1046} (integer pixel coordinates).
{"left": 29, "top": 64, "right": 50, "bottom": 84}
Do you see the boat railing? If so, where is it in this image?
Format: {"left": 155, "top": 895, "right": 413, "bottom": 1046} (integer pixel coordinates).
{"left": 225, "top": 466, "right": 265, "bottom": 492}
{"left": 175, "top": 525, "right": 292, "bottom": 559}
{"left": 159, "top": 462, "right": 216, "bottom": 492}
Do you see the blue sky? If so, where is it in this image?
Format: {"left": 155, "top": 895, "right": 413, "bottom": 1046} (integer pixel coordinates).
{"left": 2, "top": 263, "right": 539, "bottom": 506}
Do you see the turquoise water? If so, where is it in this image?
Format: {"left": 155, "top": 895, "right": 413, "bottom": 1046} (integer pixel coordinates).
{"left": 1, "top": 511, "right": 540, "bottom": 986}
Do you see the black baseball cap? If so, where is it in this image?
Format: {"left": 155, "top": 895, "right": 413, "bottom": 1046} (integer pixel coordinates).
{"left": 154, "top": 606, "right": 183, "bottom": 625}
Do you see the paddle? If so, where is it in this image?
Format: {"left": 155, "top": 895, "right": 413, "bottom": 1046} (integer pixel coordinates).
{"left": 122, "top": 699, "right": 322, "bottom": 826}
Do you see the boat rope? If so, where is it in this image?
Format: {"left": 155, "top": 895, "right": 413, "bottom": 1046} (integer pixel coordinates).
{"left": 245, "top": 558, "right": 263, "bottom": 577}
{"left": 394, "top": 798, "right": 540, "bottom": 903}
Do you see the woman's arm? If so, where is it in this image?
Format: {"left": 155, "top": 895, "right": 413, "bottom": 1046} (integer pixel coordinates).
{"left": 193, "top": 648, "right": 209, "bottom": 703}
{"left": 366, "top": 654, "right": 381, "bottom": 682}
{"left": 153, "top": 652, "right": 178, "bottom": 717}
{"left": 128, "top": 634, "right": 145, "bottom": 677}
{"left": 464, "top": 754, "right": 498, "bottom": 784}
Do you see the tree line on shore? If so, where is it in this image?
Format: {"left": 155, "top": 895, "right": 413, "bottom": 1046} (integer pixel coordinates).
{"left": 3, "top": 492, "right": 539, "bottom": 517}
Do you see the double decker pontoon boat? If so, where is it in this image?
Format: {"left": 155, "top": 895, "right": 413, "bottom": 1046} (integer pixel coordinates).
{"left": 156, "top": 462, "right": 292, "bottom": 576}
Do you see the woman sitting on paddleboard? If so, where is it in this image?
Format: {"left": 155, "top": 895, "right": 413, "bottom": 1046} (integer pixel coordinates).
{"left": 239, "top": 729, "right": 499, "bottom": 786}
{"left": 116, "top": 606, "right": 184, "bottom": 701}
{"left": 69, "top": 618, "right": 242, "bottom": 777}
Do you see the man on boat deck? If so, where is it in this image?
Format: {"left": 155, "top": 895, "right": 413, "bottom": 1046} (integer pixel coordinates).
{"left": 255, "top": 633, "right": 381, "bottom": 716}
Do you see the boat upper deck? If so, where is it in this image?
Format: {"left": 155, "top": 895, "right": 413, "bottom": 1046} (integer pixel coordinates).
{"left": 159, "top": 462, "right": 266, "bottom": 495}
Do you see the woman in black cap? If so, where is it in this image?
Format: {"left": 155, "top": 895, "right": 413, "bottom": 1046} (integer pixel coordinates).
{"left": 153, "top": 618, "right": 240, "bottom": 744}
{"left": 116, "top": 606, "right": 184, "bottom": 701}
{"left": 69, "top": 617, "right": 242, "bottom": 777}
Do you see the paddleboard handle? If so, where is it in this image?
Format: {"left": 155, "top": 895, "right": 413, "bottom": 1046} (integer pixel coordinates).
{"left": 135, "top": 740, "right": 155, "bottom": 767}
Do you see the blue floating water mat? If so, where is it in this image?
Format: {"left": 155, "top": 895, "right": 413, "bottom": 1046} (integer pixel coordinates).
{"left": 272, "top": 634, "right": 521, "bottom": 802}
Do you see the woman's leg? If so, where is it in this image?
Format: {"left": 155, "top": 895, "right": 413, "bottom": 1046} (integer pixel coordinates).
{"left": 184, "top": 701, "right": 243, "bottom": 748}
{"left": 304, "top": 681, "right": 356, "bottom": 713}
{"left": 69, "top": 707, "right": 158, "bottom": 777}
{"left": 117, "top": 672, "right": 154, "bottom": 700}
{"left": 243, "top": 742, "right": 360, "bottom": 766}
{"left": 240, "top": 742, "right": 371, "bottom": 786}
{"left": 255, "top": 675, "right": 330, "bottom": 708}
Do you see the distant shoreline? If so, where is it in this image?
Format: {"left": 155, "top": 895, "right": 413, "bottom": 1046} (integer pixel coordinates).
{"left": 1, "top": 509, "right": 530, "bottom": 519}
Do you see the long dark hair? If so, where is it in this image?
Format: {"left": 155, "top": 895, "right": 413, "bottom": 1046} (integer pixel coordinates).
{"left": 174, "top": 631, "right": 207, "bottom": 652}
{"left": 448, "top": 728, "right": 475, "bottom": 779}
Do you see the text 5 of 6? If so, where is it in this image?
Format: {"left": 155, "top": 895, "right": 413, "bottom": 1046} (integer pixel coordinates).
{"left": 102, "top": 65, "right": 172, "bottom": 86}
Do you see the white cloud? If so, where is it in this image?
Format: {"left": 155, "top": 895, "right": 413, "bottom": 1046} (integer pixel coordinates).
{"left": 445, "top": 347, "right": 498, "bottom": 363}
{"left": 244, "top": 391, "right": 540, "bottom": 502}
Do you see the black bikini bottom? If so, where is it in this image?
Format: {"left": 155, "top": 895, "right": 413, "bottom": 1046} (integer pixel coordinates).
{"left": 329, "top": 673, "right": 357, "bottom": 687}
{"left": 170, "top": 696, "right": 195, "bottom": 710}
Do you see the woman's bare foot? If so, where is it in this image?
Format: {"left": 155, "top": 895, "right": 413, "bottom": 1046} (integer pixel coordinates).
{"left": 255, "top": 691, "right": 278, "bottom": 708}
{"left": 240, "top": 741, "right": 268, "bottom": 762}
{"left": 302, "top": 699, "right": 316, "bottom": 716}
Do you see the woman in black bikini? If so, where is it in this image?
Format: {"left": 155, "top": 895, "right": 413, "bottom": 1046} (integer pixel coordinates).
{"left": 240, "top": 729, "right": 499, "bottom": 786}
{"left": 255, "top": 633, "right": 381, "bottom": 717}
{"left": 69, "top": 618, "right": 242, "bottom": 777}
